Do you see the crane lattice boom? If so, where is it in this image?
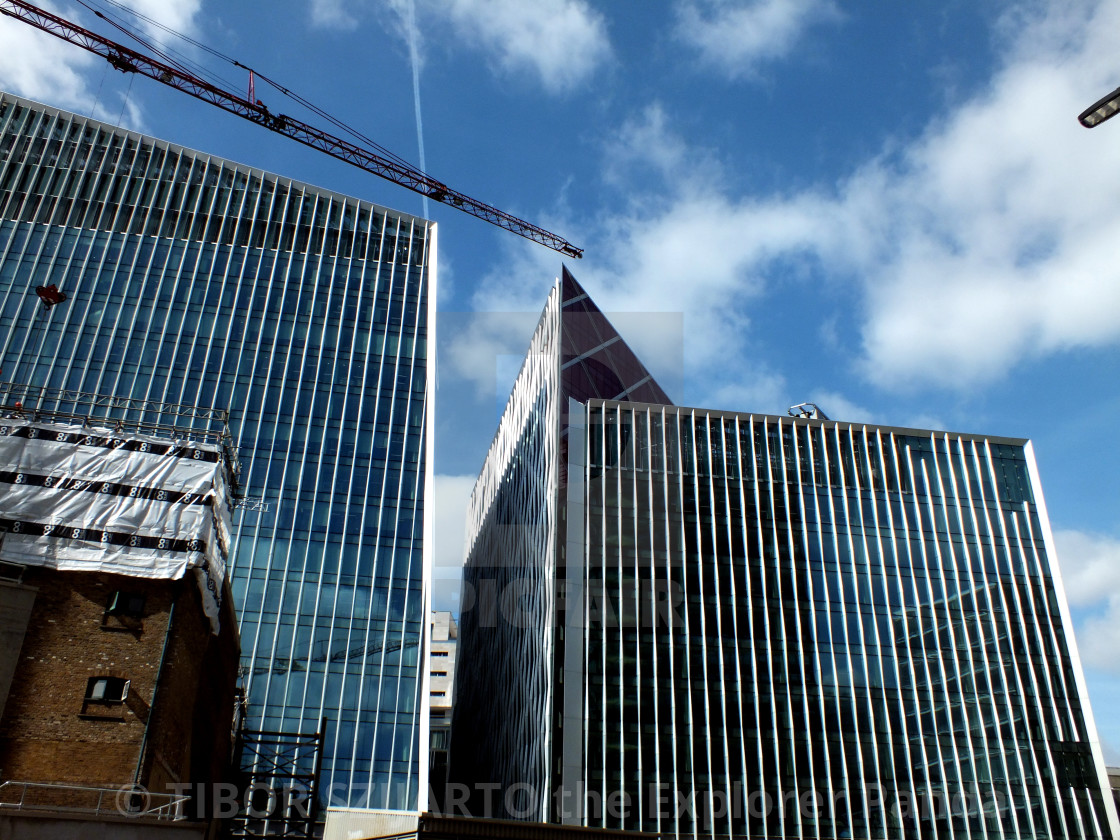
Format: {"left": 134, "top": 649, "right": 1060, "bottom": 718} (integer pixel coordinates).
{"left": 0, "top": 0, "right": 583, "bottom": 258}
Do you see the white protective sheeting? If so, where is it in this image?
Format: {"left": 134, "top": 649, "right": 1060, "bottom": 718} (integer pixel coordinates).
{"left": 0, "top": 419, "right": 232, "bottom": 633}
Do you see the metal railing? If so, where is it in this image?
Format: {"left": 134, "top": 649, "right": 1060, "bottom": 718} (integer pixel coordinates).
{"left": 0, "top": 380, "right": 243, "bottom": 497}
{"left": 0, "top": 780, "right": 190, "bottom": 821}
{"left": 0, "top": 381, "right": 229, "bottom": 424}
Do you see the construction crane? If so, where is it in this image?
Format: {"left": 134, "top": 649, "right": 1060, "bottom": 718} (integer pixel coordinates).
{"left": 0, "top": 0, "right": 583, "bottom": 258}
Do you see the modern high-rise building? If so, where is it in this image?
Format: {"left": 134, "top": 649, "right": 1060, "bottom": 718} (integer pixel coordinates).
{"left": 0, "top": 91, "right": 436, "bottom": 813}
{"left": 450, "top": 268, "right": 671, "bottom": 819}
{"left": 451, "top": 272, "right": 1120, "bottom": 840}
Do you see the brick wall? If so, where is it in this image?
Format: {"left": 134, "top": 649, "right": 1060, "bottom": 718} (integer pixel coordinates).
{"left": 0, "top": 568, "right": 239, "bottom": 798}
{"left": 0, "top": 569, "right": 173, "bottom": 786}
{"left": 143, "top": 580, "right": 241, "bottom": 797}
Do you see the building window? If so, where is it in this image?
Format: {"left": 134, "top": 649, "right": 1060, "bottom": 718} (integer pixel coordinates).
{"left": 430, "top": 691, "right": 445, "bottom": 698}
{"left": 81, "top": 676, "right": 130, "bottom": 718}
{"left": 107, "top": 591, "right": 146, "bottom": 617}
{"left": 103, "top": 591, "right": 145, "bottom": 631}
{"left": 431, "top": 650, "right": 448, "bottom": 657}
{"left": 431, "top": 670, "right": 447, "bottom": 677}
{"left": 0, "top": 559, "right": 27, "bottom": 583}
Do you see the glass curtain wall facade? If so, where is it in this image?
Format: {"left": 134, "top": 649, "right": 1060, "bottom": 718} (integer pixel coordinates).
{"left": 563, "top": 399, "right": 1118, "bottom": 840}
{"left": 452, "top": 278, "right": 1116, "bottom": 839}
{"left": 450, "top": 269, "right": 670, "bottom": 820}
{"left": 0, "top": 92, "right": 435, "bottom": 809}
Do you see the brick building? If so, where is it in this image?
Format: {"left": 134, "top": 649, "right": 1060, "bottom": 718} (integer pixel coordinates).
{"left": 0, "top": 565, "right": 240, "bottom": 811}
{"left": 0, "top": 410, "right": 241, "bottom": 837}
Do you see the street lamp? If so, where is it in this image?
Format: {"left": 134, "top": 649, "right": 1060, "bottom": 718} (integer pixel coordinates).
{"left": 1079, "top": 84, "right": 1120, "bottom": 128}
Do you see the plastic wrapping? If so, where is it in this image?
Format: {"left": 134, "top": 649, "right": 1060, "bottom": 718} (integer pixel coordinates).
{"left": 0, "top": 419, "right": 232, "bottom": 633}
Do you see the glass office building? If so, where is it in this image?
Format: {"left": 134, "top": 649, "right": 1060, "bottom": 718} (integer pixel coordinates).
{"left": 0, "top": 92, "right": 435, "bottom": 810}
{"left": 450, "top": 268, "right": 670, "bottom": 819}
{"left": 453, "top": 278, "right": 1119, "bottom": 839}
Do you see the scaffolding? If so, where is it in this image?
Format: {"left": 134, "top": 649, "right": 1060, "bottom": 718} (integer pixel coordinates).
{"left": 0, "top": 380, "right": 243, "bottom": 498}
{"left": 228, "top": 719, "right": 326, "bottom": 839}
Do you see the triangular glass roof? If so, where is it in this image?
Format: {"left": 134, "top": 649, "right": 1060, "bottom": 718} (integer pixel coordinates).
{"left": 558, "top": 266, "right": 673, "bottom": 408}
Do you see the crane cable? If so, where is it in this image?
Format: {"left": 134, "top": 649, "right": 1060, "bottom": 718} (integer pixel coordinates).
{"left": 0, "top": 0, "right": 583, "bottom": 255}
{"left": 73, "top": 0, "right": 240, "bottom": 93}
{"left": 73, "top": 0, "right": 420, "bottom": 174}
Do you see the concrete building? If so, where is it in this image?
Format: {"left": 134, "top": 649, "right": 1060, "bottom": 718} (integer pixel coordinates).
{"left": 0, "top": 411, "right": 240, "bottom": 838}
{"left": 0, "top": 88, "right": 437, "bottom": 821}
{"left": 451, "top": 270, "right": 1120, "bottom": 840}
{"left": 429, "top": 610, "right": 458, "bottom": 809}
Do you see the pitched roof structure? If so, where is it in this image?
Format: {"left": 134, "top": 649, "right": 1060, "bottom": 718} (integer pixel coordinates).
{"left": 558, "top": 267, "right": 673, "bottom": 408}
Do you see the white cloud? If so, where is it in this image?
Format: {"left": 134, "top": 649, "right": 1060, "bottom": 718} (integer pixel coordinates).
{"left": 0, "top": 0, "right": 202, "bottom": 122}
{"left": 468, "top": 109, "right": 837, "bottom": 405}
{"left": 435, "top": 0, "right": 610, "bottom": 93}
{"left": 118, "top": 0, "right": 202, "bottom": 37}
{"left": 705, "top": 370, "right": 790, "bottom": 416}
{"left": 675, "top": 0, "right": 840, "bottom": 76}
{"left": 433, "top": 473, "right": 475, "bottom": 569}
{"left": 822, "top": 0, "right": 1120, "bottom": 390}
{"left": 701, "top": 382, "right": 886, "bottom": 425}
{"left": 431, "top": 474, "right": 475, "bottom": 612}
{"left": 111, "top": 91, "right": 144, "bottom": 132}
{"left": 1054, "top": 529, "right": 1120, "bottom": 674}
{"left": 310, "top": 0, "right": 359, "bottom": 29}
{"left": 473, "top": 0, "right": 1120, "bottom": 397}
{"left": 603, "top": 103, "right": 705, "bottom": 188}
{"left": 0, "top": 4, "right": 98, "bottom": 110}
{"left": 309, "top": 0, "right": 609, "bottom": 92}
{"left": 1055, "top": 529, "right": 1120, "bottom": 608}
{"left": 440, "top": 310, "right": 543, "bottom": 395}
{"left": 846, "top": 12, "right": 1120, "bottom": 388}
{"left": 1100, "top": 733, "right": 1120, "bottom": 765}
{"left": 806, "top": 390, "right": 875, "bottom": 425}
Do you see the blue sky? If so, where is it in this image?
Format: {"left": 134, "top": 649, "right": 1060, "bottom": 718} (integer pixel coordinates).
{"left": 3, "top": 0, "right": 1120, "bottom": 759}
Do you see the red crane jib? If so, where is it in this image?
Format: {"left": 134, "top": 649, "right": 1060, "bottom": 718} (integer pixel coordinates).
{"left": 0, "top": 0, "right": 583, "bottom": 258}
